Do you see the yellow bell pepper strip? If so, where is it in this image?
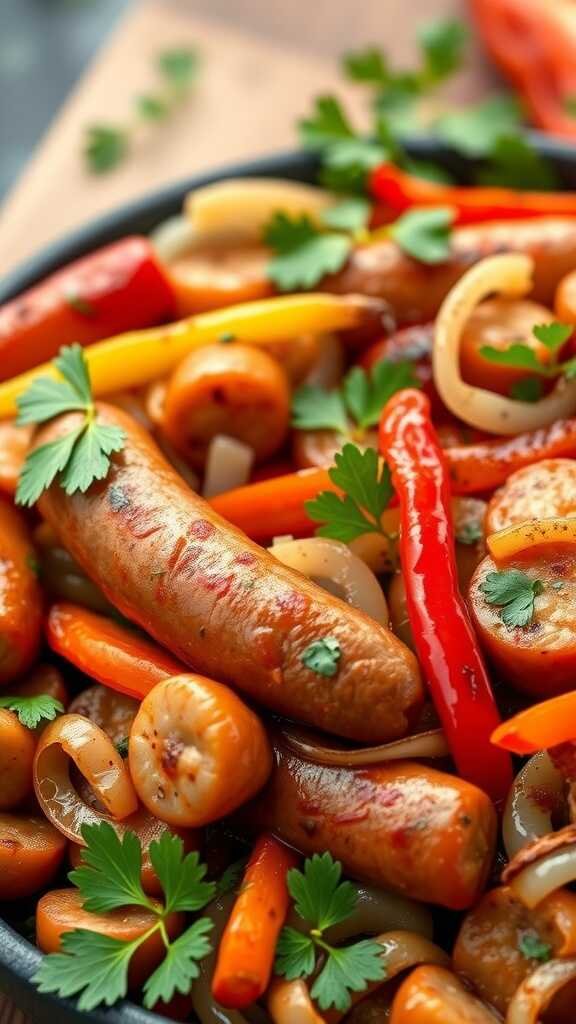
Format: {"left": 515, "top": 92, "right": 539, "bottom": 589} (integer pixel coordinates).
{"left": 0, "top": 293, "right": 381, "bottom": 420}
{"left": 487, "top": 518, "right": 576, "bottom": 562}
{"left": 492, "top": 691, "right": 576, "bottom": 756}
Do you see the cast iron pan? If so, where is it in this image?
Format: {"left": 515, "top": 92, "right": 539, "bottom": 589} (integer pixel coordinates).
{"left": 2, "top": 135, "right": 576, "bottom": 1022}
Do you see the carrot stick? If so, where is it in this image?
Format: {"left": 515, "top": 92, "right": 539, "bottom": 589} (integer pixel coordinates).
{"left": 46, "top": 603, "right": 184, "bottom": 700}
{"left": 212, "top": 835, "right": 298, "bottom": 1009}
{"left": 491, "top": 692, "right": 576, "bottom": 755}
{"left": 209, "top": 467, "right": 333, "bottom": 540}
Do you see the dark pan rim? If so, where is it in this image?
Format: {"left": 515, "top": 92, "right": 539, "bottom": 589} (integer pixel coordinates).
{"left": 2, "top": 133, "right": 576, "bottom": 1023}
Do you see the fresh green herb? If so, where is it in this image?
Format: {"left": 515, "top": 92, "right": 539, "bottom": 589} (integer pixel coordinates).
{"left": 115, "top": 737, "right": 129, "bottom": 758}
{"left": 299, "top": 95, "right": 355, "bottom": 150}
{"left": 292, "top": 359, "right": 417, "bottom": 436}
{"left": 0, "top": 695, "right": 64, "bottom": 730}
{"left": 343, "top": 48, "right": 389, "bottom": 87}
{"left": 15, "top": 345, "right": 125, "bottom": 508}
{"left": 510, "top": 378, "right": 544, "bottom": 403}
{"left": 476, "top": 133, "right": 560, "bottom": 191}
{"left": 35, "top": 822, "right": 215, "bottom": 1011}
{"left": 84, "top": 47, "right": 199, "bottom": 174}
{"left": 518, "top": 932, "right": 552, "bottom": 963}
{"left": 264, "top": 213, "right": 352, "bottom": 291}
{"left": 321, "top": 197, "right": 371, "bottom": 233}
{"left": 419, "top": 18, "right": 467, "bottom": 83}
{"left": 480, "top": 321, "right": 573, "bottom": 388}
{"left": 218, "top": 332, "right": 236, "bottom": 344}
{"left": 389, "top": 207, "right": 454, "bottom": 264}
{"left": 64, "top": 290, "right": 96, "bottom": 317}
{"left": 480, "top": 569, "right": 544, "bottom": 629}
{"left": 434, "top": 94, "right": 522, "bottom": 157}
{"left": 216, "top": 858, "right": 247, "bottom": 897}
{"left": 455, "top": 521, "right": 483, "bottom": 546}
{"left": 275, "top": 852, "right": 385, "bottom": 1012}
{"left": 306, "top": 444, "right": 395, "bottom": 547}
{"left": 301, "top": 637, "right": 342, "bottom": 678}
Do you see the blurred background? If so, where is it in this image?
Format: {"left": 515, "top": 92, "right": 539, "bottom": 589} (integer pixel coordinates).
{"left": 0, "top": 0, "right": 493, "bottom": 272}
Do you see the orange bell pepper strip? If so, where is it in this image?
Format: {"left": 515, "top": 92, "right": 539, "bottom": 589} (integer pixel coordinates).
{"left": 492, "top": 692, "right": 576, "bottom": 756}
{"left": 46, "top": 602, "right": 184, "bottom": 700}
{"left": 212, "top": 835, "right": 298, "bottom": 1008}
{"left": 371, "top": 162, "right": 576, "bottom": 225}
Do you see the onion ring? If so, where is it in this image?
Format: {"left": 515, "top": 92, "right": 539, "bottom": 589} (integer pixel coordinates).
{"left": 503, "top": 751, "right": 565, "bottom": 860}
{"left": 433, "top": 254, "right": 576, "bottom": 434}
{"left": 280, "top": 725, "right": 448, "bottom": 768}
{"left": 33, "top": 714, "right": 138, "bottom": 842}
{"left": 185, "top": 178, "right": 334, "bottom": 242}
{"left": 203, "top": 435, "right": 254, "bottom": 499}
{"left": 270, "top": 538, "right": 389, "bottom": 625}
{"left": 506, "top": 957, "right": 576, "bottom": 1024}
{"left": 267, "top": 979, "right": 325, "bottom": 1024}
{"left": 509, "top": 841, "right": 576, "bottom": 909}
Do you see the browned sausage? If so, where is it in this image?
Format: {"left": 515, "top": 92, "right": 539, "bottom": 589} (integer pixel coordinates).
{"left": 453, "top": 885, "right": 576, "bottom": 1016}
{"left": 469, "top": 547, "right": 576, "bottom": 697}
{"left": 323, "top": 218, "right": 576, "bottom": 324}
{"left": 0, "top": 498, "right": 42, "bottom": 684}
{"left": 244, "top": 744, "right": 496, "bottom": 910}
{"left": 485, "top": 458, "right": 576, "bottom": 536}
{"left": 36, "top": 405, "right": 423, "bottom": 743}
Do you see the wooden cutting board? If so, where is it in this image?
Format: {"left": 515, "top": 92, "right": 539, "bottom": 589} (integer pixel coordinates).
{"left": 0, "top": 0, "right": 494, "bottom": 1020}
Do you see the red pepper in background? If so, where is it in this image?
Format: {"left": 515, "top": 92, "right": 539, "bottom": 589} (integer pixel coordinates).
{"left": 470, "top": 0, "right": 576, "bottom": 141}
{"left": 0, "top": 237, "right": 176, "bottom": 381}
{"left": 371, "top": 162, "right": 576, "bottom": 225}
{"left": 379, "top": 388, "right": 512, "bottom": 805}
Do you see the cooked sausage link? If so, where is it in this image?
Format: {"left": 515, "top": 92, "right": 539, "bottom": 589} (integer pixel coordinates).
{"left": 36, "top": 405, "right": 423, "bottom": 744}
{"left": 245, "top": 745, "right": 496, "bottom": 910}
{"left": 485, "top": 458, "right": 576, "bottom": 536}
{"left": 469, "top": 547, "right": 576, "bottom": 696}
{"left": 323, "top": 218, "right": 576, "bottom": 323}
{"left": 0, "top": 499, "right": 42, "bottom": 684}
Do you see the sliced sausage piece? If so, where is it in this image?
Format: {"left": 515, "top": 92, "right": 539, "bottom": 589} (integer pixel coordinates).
{"left": 245, "top": 744, "right": 496, "bottom": 910}
{"left": 323, "top": 218, "right": 576, "bottom": 324}
{"left": 469, "top": 547, "right": 576, "bottom": 696}
{"left": 0, "top": 813, "right": 66, "bottom": 900}
{"left": 0, "top": 708, "right": 36, "bottom": 810}
{"left": 389, "top": 965, "right": 499, "bottom": 1024}
{"left": 0, "top": 498, "right": 42, "bottom": 684}
{"left": 453, "top": 885, "right": 576, "bottom": 1016}
{"left": 36, "top": 405, "right": 423, "bottom": 744}
{"left": 485, "top": 458, "right": 576, "bottom": 536}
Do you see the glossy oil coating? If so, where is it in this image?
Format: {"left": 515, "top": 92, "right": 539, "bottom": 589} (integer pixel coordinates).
{"left": 0, "top": 498, "right": 42, "bottom": 684}
{"left": 37, "top": 404, "right": 423, "bottom": 743}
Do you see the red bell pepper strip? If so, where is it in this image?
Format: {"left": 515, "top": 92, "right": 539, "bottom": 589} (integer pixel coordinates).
{"left": 379, "top": 388, "right": 512, "bottom": 804}
{"left": 492, "top": 692, "right": 576, "bottom": 756}
{"left": 470, "top": 0, "right": 576, "bottom": 141}
{"left": 370, "top": 162, "right": 576, "bottom": 225}
{"left": 0, "top": 237, "right": 176, "bottom": 381}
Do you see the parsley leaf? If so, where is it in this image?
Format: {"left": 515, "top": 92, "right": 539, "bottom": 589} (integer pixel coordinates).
{"left": 477, "top": 134, "right": 560, "bottom": 191}
{"left": 299, "top": 95, "right": 355, "bottom": 149}
{"left": 480, "top": 569, "right": 544, "bottom": 628}
{"left": 434, "top": 94, "right": 522, "bottom": 157}
{"left": 419, "top": 18, "right": 467, "bottom": 83}
{"left": 264, "top": 213, "right": 351, "bottom": 290}
{"left": 275, "top": 852, "right": 386, "bottom": 1012}
{"left": 301, "top": 637, "right": 341, "bottom": 678}
{"left": 292, "top": 360, "right": 417, "bottom": 435}
{"left": 142, "top": 919, "right": 213, "bottom": 1008}
{"left": 158, "top": 48, "right": 199, "bottom": 90}
{"left": 306, "top": 445, "right": 394, "bottom": 543}
{"left": 15, "top": 344, "right": 126, "bottom": 508}
{"left": 321, "top": 197, "right": 371, "bottom": 233}
{"left": 510, "top": 378, "right": 544, "bottom": 403}
{"left": 35, "top": 820, "right": 215, "bottom": 1012}
{"left": 479, "top": 343, "right": 544, "bottom": 373}
{"left": 115, "top": 737, "right": 129, "bottom": 758}
{"left": 343, "top": 48, "right": 389, "bottom": 87}
{"left": 389, "top": 207, "right": 454, "bottom": 264}
{"left": 148, "top": 833, "right": 215, "bottom": 914}
{"left": 533, "top": 322, "right": 573, "bottom": 350}
{"left": 84, "top": 126, "right": 128, "bottom": 174}
{"left": 479, "top": 321, "right": 573, "bottom": 386}
{"left": 518, "top": 932, "right": 552, "bottom": 963}
{"left": 292, "top": 387, "right": 349, "bottom": 434}
{"left": 0, "top": 694, "right": 63, "bottom": 730}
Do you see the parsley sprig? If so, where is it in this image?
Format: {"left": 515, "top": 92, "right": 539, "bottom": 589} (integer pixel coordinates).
{"left": 306, "top": 444, "right": 395, "bottom": 551}
{"left": 293, "top": 358, "right": 418, "bottom": 437}
{"left": 518, "top": 931, "right": 552, "bottom": 963}
{"left": 15, "top": 345, "right": 125, "bottom": 508}
{"left": 35, "top": 822, "right": 215, "bottom": 1011}
{"left": 0, "top": 694, "right": 63, "bottom": 730}
{"left": 301, "top": 637, "right": 342, "bottom": 677}
{"left": 480, "top": 569, "right": 544, "bottom": 629}
{"left": 479, "top": 322, "right": 575, "bottom": 402}
{"left": 275, "top": 852, "right": 385, "bottom": 1012}
{"left": 85, "top": 48, "right": 200, "bottom": 174}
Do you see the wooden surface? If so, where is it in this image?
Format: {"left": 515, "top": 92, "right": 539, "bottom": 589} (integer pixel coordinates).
{"left": 0, "top": 0, "right": 495, "bottom": 275}
{"left": 0, "top": 0, "right": 493, "bottom": 1019}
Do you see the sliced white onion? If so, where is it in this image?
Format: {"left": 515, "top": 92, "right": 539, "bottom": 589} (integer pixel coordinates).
{"left": 506, "top": 957, "right": 576, "bottom": 1024}
{"left": 271, "top": 535, "right": 295, "bottom": 546}
{"left": 150, "top": 214, "right": 196, "bottom": 263}
{"left": 269, "top": 537, "right": 389, "bottom": 625}
{"left": 202, "top": 435, "right": 254, "bottom": 498}
{"left": 503, "top": 751, "right": 565, "bottom": 859}
{"left": 281, "top": 725, "right": 448, "bottom": 767}
{"left": 184, "top": 178, "right": 334, "bottom": 243}
{"left": 433, "top": 253, "right": 576, "bottom": 434}
{"left": 267, "top": 979, "right": 325, "bottom": 1024}
{"left": 301, "top": 333, "right": 345, "bottom": 389}
{"left": 510, "top": 844, "right": 576, "bottom": 909}
{"left": 310, "top": 884, "right": 433, "bottom": 942}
